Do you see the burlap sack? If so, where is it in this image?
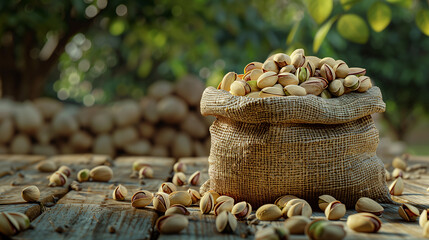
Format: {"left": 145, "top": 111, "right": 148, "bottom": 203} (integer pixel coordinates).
{"left": 200, "top": 86, "right": 392, "bottom": 208}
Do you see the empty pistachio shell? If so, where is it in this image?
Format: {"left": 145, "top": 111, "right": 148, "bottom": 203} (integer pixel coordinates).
{"left": 172, "top": 172, "right": 187, "bottom": 186}
{"left": 347, "top": 213, "right": 381, "bottom": 233}
{"left": 131, "top": 190, "right": 153, "bottom": 208}
{"left": 328, "top": 79, "right": 345, "bottom": 97}
{"left": 21, "top": 185, "right": 40, "bottom": 203}
{"left": 284, "top": 85, "right": 307, "bottom": 96}
{"left": 153, "top": 192, "right": 170, "bottom": 212}
{"left": 138, "top": 166, "right": 154, "bottom": 179}
{"left": 214, "top": 200, "right": 234, "bottom": 216}
{"left": 277, "top": 73, "right": 299, "bottom": 87}
{"left": 77, "top": 169, "right": 90, "bottom": 182}
{"left": 132, "top": 160, "right": 150, "bottom": 172}
{"left": 156, "top": 214, "right": 188, "bottom": 234}
{"left": 49, "top": 171, "right": 67, "bottom": 187}
{"left": 424, "top": 221, "right": 429, "bottom": 238}
{"left": 357, "top": 76, "right": 372, "bottom": 92}
{"left": 305, "top": 219, "right": 346, "bottom": 240}
{"left": 173, "top": 162, "right": 186, "bottom": 173}
{"left": 58, "top": 165, "right": 71, "bottom": 177}
{"left": 333, "top": 60, "right": 349, "bottom": 78}
{"left": 284, "top": 216, "right": 311, "bottom": 234}
{"left": 7, "top": 212, "right": 30, "bottom": 231}
{"left": 320, "top": 64, "right": 336, "bottom": 82}
{"left": 300, "top": 77, "right": 328, "bottom": 96}
{"left": 389, "top": 177, "right": 404, "bottom": 196}
{"left": 355, "top": 197, "right": 384, "bottom": 216}
{"left": 398, "top": 203, "right": 420, "bottom": 222}
{"left": 257, "top": 72, "right": 278, "bottom": 89}
{"left": 318, "top": 57, "right": 336, "bottom": 68}
{"left": 286, "top": 202, "right": 312, "bottom": 218}
{"left": 274, "top": 195, "right": 299, "bottom": 209}
{"left": 291, "top": 53, "right": 306, "bottom": 68}
{"left": 0, "top": 212, "right": 20, "bottom": 236}
{"left": 279, "top": 65, "right": 296, "bottom": 74}
{"left": 36, "top": 160, "right": 57, "bottom": 172}
{"left": 262, "top": 60, "right": 279, "bottom": 73}
{"left": 230, "top": 80, "right": 251, "bottom": 96}
{"left": 318, "top": 195, "right": 336, "bottom": 211}
{"left": 90, "top": 166, "right": 113, "bottom": 182}
{"left": 344, "top": 75, "right": 360, "bottom": 91}
{"left": 273, "top": 53, "right": 291, "bottom": 68}
{"left": 200, "top": 192, "right": 214, "bottom": 214}
{"left": 392, "top": 156, "right": 407, "bottom": 171}
{"left": 325, "top": 200, "right": 346, "bottom": 220}
{"left": 260, "top": 86, "right": 286, "bottom": 98}
{"left": 348, "top": 67, "right": 366, "bottom": 76}
{"left": 244, "top": 62, "right": 263, "bottom": 73}
{"left": 246, "top": 91, "right": 261, "bottom": 98}
{"left": 219, "top": 72, "right": 237, "bottom": 91}
{"left": 188, "top": 189, "right": 201, "bottom": 204}
{"left": 296, "top": 66, "right": 310, "bottom": 83}
{"left": 165, "top": 204, "right": 190, "bottom": 216}
{"left": 113, "top": 184, "right": 128, "bottom": 201}
{"left": 231, "top": 201, "right": 252, "bottom": 220}
{"left": 256, "top": 204, "right": 282, "bottom": 221}
{"left": 420, "top": 209, "right": 429, "bottom": 227}
{"left": 169, "top": 191, "right": 192, "bottom": 206}
{"left": 216, "top": 211, "right": 237, "bottom": 233}
{"left": 158, "top": 182, "right": 177, "bottom": 194}
{"left": 255, "top": 226, "right": 290, "bottom": 240}
{"left": 188, "top": 171, "right": 201, "bottom": 186}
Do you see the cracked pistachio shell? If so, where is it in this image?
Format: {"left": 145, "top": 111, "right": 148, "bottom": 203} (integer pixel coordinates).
{"left": 214, "top": 200, "right": 234, "bottom": 216}
{"left": 318, "top": 57, "right": 336, "bottom": 68}
{"left": 131, "top": 190, "right": 153, "bottom": 208}
{"left": 320, "top": 64, "right": 336, "bottom": 82}
{"left": 138, "top": 166, "right": 153, "bottom": 179}
{"left": 244, "top": 62, "right": 263, "bottom": 73}
{"left": 255, "top": 226, "right": 290, "bottom": 240}
{"left": 278, "top": 72, "right": 299, "bottom": 87}
{"left": 132, "top": 160, "right": 150, "bottom": 172}
{"left": 306, "top": 56, "right": 321, "bottom": 70}
{"left": 153, "top": 192, "right": 170, "bottom": 212}
{"left": 200, "top": 192, "right": 214, "bottom": 214}
{"left": 344, "top": 75, "right": 360, "bottom": 91}
{"left": 216, "top": 211, "right": 237, "bottom": 233}
{"left": 320, "top": 89, "right": 332, "bottom": 99}
{"left": 256, "top": 204, "right": 282, "bottom": 221}
{"left": 246, "top": 91, "right": 261, "bottom": 98}
{"left": 207, "top": 190, "right": 220, "bottom": 203}
{"left": 282, "top": 199, "right": 307, "bottom": 217}
{"left": 284, "top": 85, "right": 307, "bottom": 96}
{"left": 247, "top": 80, "right": 260, "bottom": 92}
{"left": 260, "top": 86, "right": 286, "bottom": 98}
{"left": 231, "top": 201, "right": 252, "bottom": 220}
{"left": 243, "top": 69, "right": 264, "bottom": 82}
{"left": 279, "top": 65, "right": 296, "bottom": 74}
{"left": 165, "top": 204, "right": 190, "bottom": 216}
{"left": 333, "top": 60, "right": 349, "bottom": 78}
{"left": 216, "top": 196, "right": 234, "bottom": 204}
{"left": 113, "top": 184, "right": 128, "bottom": 201}
{"left": 7, "top": 212, "right": 30, "bottom": 231}
{"left": 398, "top": 203, "right": 420, "bottom": 222}
{"left": 262, "top": 60, "right": 279, "bottom": 73}
{"left": 172, "top": 172, "right": 187, "bottom": 186}
{"left": 274, "top": 195, "right": 299, "bottom": 209}
{"left": 290, "top": 48, "right": 305, "bottom": 59}
{"left": 188, "top": 189, "right": 201, "bottom": 204}
{"left": 420, "top": 209, "right": 429, "bottom": 227}
{"left": 218, "top": 72, "right": 237, "bottom": 91}
{"left": 158, "top": 182, "right": 177, "bottom": 194}
{"left": 0, "top": 212, "right": 20, "bottom": 236}
{"left": 49, "top": 171, "right": 67, "bottom": 187}
{"left": 318, "top": 195, "right": 336, "bottom": 211}
{"left": 347, "top": 213, "right": 381, "bottom": 233}
{"left": 173, "top": 162, "right": 186, "bottom": 173}
{"left": 188, "top": 171, "right": 201, "bottom": 186}
{"left": 257, "top": 72, "right": 278, "bottom": 89}
{"left": 424, "top": 221, "right": 429, "bottom": 238}
{"left": 348, "top": 67, "right": 366, "bottom": 77}
{"left": 325, "top": 201, "right": 346, "bottom": 220}
{"left": 355, "top": 197, "right": 384, "bottom": 216}
{"left": 291, "top": 53, "right": 306, "bottom": 68}
{"left": 36, "top": 160, "right": 57, "bottom": 172}
{"left": 296, "top": 66, "right": 310, "bottom": 83}
{"left": 230, "top": 80, "right": 251, "bottom": 96}
{"left": 169, "top": 191, "right": 192, "bottom": 206}
{"left": 392, "top": 157, "right": 407, "bottom": 171}
{"left": 304, "top": 59, "right": 316, "bottom": 76}
{"left": 156, "top": 214, "right": 188, "bottom": 234}
{"left": 286, "top": 202, "right": 312, "bottom": 218}
{"left": 284, "top": 216, "right": 311, "bottom": 234}
{"left": 305, "top": 219, "right": 346, "bottom": 240}
{"left": 301, "top": 77, "right": 328, "bottom": 96}
{"left": 77, "top": 168, "right": 90, "bottom": 182}
{"left": 392, "top": 168, "right": 404, "bottom": 179}
{"left": 328, "top": 80, "right": 345, "bottom": 97}
{"left": 90, "top": 166, "right": 113, "bottom": 182}
{"left": 357, "top": 76, "right": 372, "bottom": 93}
{"left": 389, "top": 177, "right": 404, "bottom": 196}
{"left": 21, "top": 185, "right": 40, "bottom": 202}
{"left": 273, "top": 53, "right": 291, "bottom": 68}
{"left": 58, "top": 165, "right": 71, "bottom": 177}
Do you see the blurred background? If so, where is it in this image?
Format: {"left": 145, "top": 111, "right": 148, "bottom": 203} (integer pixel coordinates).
{"left": 0, "top": 0, "right": 428, "bottom": 160}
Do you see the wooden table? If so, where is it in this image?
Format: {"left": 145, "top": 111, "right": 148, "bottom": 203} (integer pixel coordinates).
{"left": 0, "top": 154, "right": 428, "bottom": 239}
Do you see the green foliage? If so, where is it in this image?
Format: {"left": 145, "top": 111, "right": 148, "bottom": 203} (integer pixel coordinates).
{"left": 313, "top": 16, "right": 337, "bottom": 52}
{"left": 308, "top": 0, "right": 333, "bottom": 24}
{"left": 416, "top": 9, "right": 429, "bottom": 36}
{"left": 337, "top": 14, "right": 369, "bottom": 44}
{"left": 367, "top": 1, "right": 392, "bottom": 32}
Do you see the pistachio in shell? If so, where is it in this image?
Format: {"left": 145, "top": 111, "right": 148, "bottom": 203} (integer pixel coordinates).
{"left": 77, "top": 168, "right": 90, "bottom": 182}
{"left": 273, "top": 53, "right": 291, "bottom": 68}
{"left": 21, "top": 185, "right": 40, "bottom": 203}
{"left": 343, "top": 75, "right": 360, "bottom": 91}
{"left": 112, "top": 184, "right": 128, "bottom": 201}
{"left": 398, "top": 203, "right": 420, "bottom": 222}
{"left": 231, "top": 201, "right": 252, "bottom": 220}
{"left": 304, "top": 59, "right": 316, "bottom": 76}
{"left": 306, "top": 56, "right": 321, "bottom": 70}
{"left": 328, "top": 79, "right": 345, "bottom": 97}
{"left": 188, "top": 188, "right": 201, "bottom": 204}
{"left": 36, "top": 160, "right": 57, "bottom": 173}
{"left": 282, "top": 199, "right": 307, "bottom": 217}
{"left": 262, "top": 59, "right": 279, "bottom": 73}
{"left": 208, "top": 190, "right": 220, "bottom": 203}
{"left": 305, "top": 219, "right": 346, "bottom": 240}
{"left": 320, "top": 64, "right": 336, "bottom": 82}
{"left": 132, "top": 160, "right": 150, "bottom": 172}
{"left": 173, "top": 162, "right": 187, "bottom": 173}
{"left": 278, "top": 72, "right": 299, "bottom": 87}
{"left": 256, "top": 204, "right": 282, "bottom": 221}
{"left": 214, "top": 200, "right": 234, "bottom": 216}
{"left": 246, "top": 80, "right": 260, "bottom": 92}
{"left": 0, "top": 212, "right": 20, "bottom": 236}
{"left": 230, "top": 79, "right": 251, "bottom": 96}
{"left": 156, "top": 214, "right": 188, "bottom": 234}
{"left": 279, "top": 65, "right": 296, "bottom": 74}
{"left": 58, "top": 165, "right": 72, "bottom": 177}
{"left": 318, "top": 57, "right": 336, "bottom": 68}
{"left": 300, "top": 77, "right": 328, "bottom": 96}
{"left": 200, "top": 191, "right": 214, "bottom": 214}
{"left": 357, "top": 76, "right": 372, "bottom": 92}
{"left": 285, "top": 201, "right": 312, "bottom": 218}
{"left": 153, "top": 192, "right": 170, "bottom": 212}
{"left": 296, "top": 66, "right": 310, "bottom": 83}
{"left": 420, "top": 209, "right": 429, "bottom": 227}
{"left": 284, "top": 85, "right": 307, "bottom": 96}
{"left": 169, "top": 191, "right": 192, "bottom": 206}
{"left": 244, "top": 62, "right": 263, "bottom": 73}
{"left": 246, "top": 91, "right": 261, "bottom": 98}
{"left": 284, "top": 216, "right": 311, "bottom": 234}
{"left": 290, "top": 48, "right": 305, "bottom": 59}
{"left": 318, "top": 195, "right": 336, "bottom": 211}
{"left": 90, "top": 166, "right": 113, "bottom": 182}
{"left": 216, "top": 211, "right": 237, "bottom": 233}
{"left": 138, "top": 166, "right": 154, "bottom": 179}
{"left": 7, "top": 212, "right": 30, "bottom": 231}
{"left": 325, "top": 200, "right": 346, "bottom": 220}
{"left": 274, "top": 195, "right": 299, "bottom": 209}
{"left": 291, "top": 53, "right": 306, "bottom": 68}
{"left": 424, "top": 221, "right": 429, "bottom": 238}
{"left": 348, "top": 67, "right": 366, "bottom": 76}
{"left": 259, "top": 86, "right": 286, "bottom": 98}
{"left": 355, "top": 197, "right": 384, "bottom": 216}
{"left": 392, "top": 156, "right": 407, "bottom": 171}
{"left": 389, "top": 177, "right": 404, "bottom": 196}
{"left": 188, "top": 171, "right": 201, "bottom": 186}
{"left": 243, "top": 69, "right": 264, "bottom": 82}
{"left": 320, "top": 89, "right": 332, "bottom": 99}
{"left": 131, "top": 190, "right": 153, "bottom": 208}
{"left": 333, "top": 60, "right": 349, "bottom": 78}
{"left": 255, "top": 226, "right": 290, "bottom": 240}
{"left": 165, "top": 204, "right": 190, "bottom": 216}
{"left": 158, "top": 182, "right": 177, "bottom": 194}
{"left": 172, "top": 172, "right": 187, "bottom": 186}
{"left": 49, "top": 171, "right": 67, "bottom": 187}
{"left": 257, "top": 72, "right": 278, "bottom": 89}
{"left": 219, "top": 72, "right": 237, "bottom": 91}
{"left": 347, "top": 213, "right": 381, "bottom": 233}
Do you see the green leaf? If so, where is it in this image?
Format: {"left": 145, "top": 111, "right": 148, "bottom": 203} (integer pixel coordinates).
{"left": 386, "top": 0, "right": 412, "bottom": 8}
{"left": 337, "top": 14, "right": 369, "bottom": 44}
{"left": 340, "top": 0, "right": 361, "bottom": 11}
{"left": 308, "top": 0, "right": 333, "bottom": 24}
{"left": 416, "top": 9, "right": 429, "bottom": 36}
{"left": 286, "top": 20, "right": 300, "bottom": 45}
{"left": 367, "top": 1, "right": 391, "bottom": 32}
{"left": 313, "top": 16, "right": 337, "bottom": 53}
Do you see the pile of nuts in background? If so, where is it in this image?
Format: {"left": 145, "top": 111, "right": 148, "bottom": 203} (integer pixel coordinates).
{"left": 218, "top": 48, "right": 373, "bottom": 98}
{"left": 0, "top": 75, "right": 213, "bottom": 158}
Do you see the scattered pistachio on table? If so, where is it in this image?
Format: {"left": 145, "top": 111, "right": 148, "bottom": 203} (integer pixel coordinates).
{"left": 255, "top": 226, "right": 289, "bottom": 240}
{"left": 274, "top": 195, "right": 299, "bottom": 209}
{"left": 169, "top": 191, "right": 192, "bottom": 206}
{"left": 324, "top": 200, "right": 346, "bottom": 220}
{"left": 347, "top": 213, "right": 382, "bottom": 233}
{"left": 173, "top": 162, "right": 187, "bottom": 173}
{"left": 57, "top": 166, "right": 72, "bottom": 177}
{"left": 188, "top": 171, "right": 201, "bottom": 186}
{"left": 231, "top": 201, "right": 252, "bottom": 220}
{"left": 318, "top": 195, "right": 336, "bottom": 211}
{"left": 305, "top": 219, "right": 346, "bottom": 240}
{"left": 112, "top": 184, "right": 128, "bottom": 201}
{"left": 89, "top": 166, "right": 113, "bottom": 182}
{"left": 213, "top": 200, "right": 234, "bottom": 216}
{"left": 0, "top": 212, "right": 30, "bottom": 236}
{"left": 187, "top": 189, "right": 201, "bottom": 204}
{"left": 255, "top": 204, "right": 282, "bottom": 221}
{"left": 158, "top": 182, "right": 177, "bottom": 194}
{"left": 21, "top": 186, "right": 40, "bottom": 203}
{"left": 283, "top": 216, "right": 310, "bottom": 234}
{"left": 131, "top": 190, "right": 153, "bottom": 208}
{"left": 156, "top": 214, "right": 189, "bottom": 234}
{"left": 398, "top": 203, "right": 420, "bottom": 222}
{"left": 389, "top": 177, "right": 404, "bottom": 196}
{"left": 36, "top": 160, "right": 57, "bottom": 173}
{"left": 153, "top": 192, "right": 170, "bottom": 212}
{"left": 77, "top": 169, "right": 90, "bottom": 182}
{"left": 48, "top": 171, "right": 67, "bottom": 187}
{"left": 200, "top": 192, "right": 214, "bottom": 214}
{"left": 172, "top": 172, "right": 187, "bottom": 186}
{"left": 355, "top": 197, "right": 384, "bottom": 216}
{"left": 138, "top": 166, "right": 153, "bottom": 179}
{"left": 165, "top": 204, "right": 190, "bottom": 216}
{"left": 420, "top": 209, "right": 429, "bottom": 227}
{"left": 216, "top": 211, "right": 237, "bottom": 233}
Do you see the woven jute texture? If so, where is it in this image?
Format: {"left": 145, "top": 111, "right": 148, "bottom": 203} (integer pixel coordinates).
{"left": 200, "top": 86, "right": 393, "bottom": 208}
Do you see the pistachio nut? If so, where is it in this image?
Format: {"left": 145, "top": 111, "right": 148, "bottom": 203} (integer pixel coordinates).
{"left": 282, "top": 199, "right": 308, "bottom": 217}
{"left": 113, "top": 184, "right": 128, "bottom": 201}
{"left": 132, "top": 160, "right": 150, "bottom": 172}
{"left": 165, "top": 204, "right": 190, "bottom": 216}
{"left": 77, "top": 169, "right": 90, "bottom": 182}
{"left": 300, "top": 77, "right": 328, "bottom": 96}
{"left": 424, "top": 221, "right": 429, "bottom": 238}
{"left": 0, "top": 212, "right": 20, "bottom": 236}
{"left": 262, "top": 60, "right": 279, "bottom": 73}
{"left": 357, "top": 76, "right": 372, "bottom": 92}
{"left": 172, "top": 172, "right": 187, "bottom": 186}
{"left": 296, "top": 66, "right": 310, "bottom": 83}
{"left": 90, "top": 166, "right": 113, "bottom": 182}
{"left": 153, "top": 192, "right": 170, "bottom": 212}
{"left": 173, "top": 162, "right": 187, "bottom": 173}
{"left": 274, "top": 195, "right": 299, "bottom": 209}
{"left": 290, "top": 48, "right": 305, "bottom": 60}
{"left": 305, "top": 219, "right": 346, "bottom": 240}
{"left": 318, "top": 195, "right": 336, "bottom": 211}
{"left": 392, "top": 156, "right": 407, "bottom": 171}
{"left": 392, "top": 168, "right": 404, "bottom": 179}
{"left": 355, "top": 197, "right": 384, "bottom": 216}
{"left": 200, "top": 191, "right": 214, "bottom": 214}
{"left": 385, "top": 169, "right": 392, "bottom": 181}
{"left": 314, "top": 69, "right": 321, "bottom": 77}
{"left": 158, "top": 182, "right": 177, "bottom": 194}
{"left": 328, "top": 79, "right": 345, "bottom": 97}
{"left": 260, "top": 86, "right": 286, "bottom": 98}
{"left": 284, "top": 85, "right": 307, "bottom": 96}
{"left": 320, "top": 89, "right": 332, "bottom": 99}
{"left": 389, "top": 177, "right": 404, "bottom": 196}
{"left": 348, "top": 67, "right": 366, "bottom": 77}
{"left": 188, "top": 171, "right": 201, "bottom": 186}
{"left": 285, "top": 202, "right": 312, "bottom": 218}
{"left": 231, "top": 201, "right": 252, "bottom": 220}
{"left": 188, "top": 188, "right": 201, "bottom": 204}
{"left": 230, "top": 79, "right": 251, "bottom": 96}
{"left": 343, "top": 75, "right": 360, "bottom": 91}
{"left": 131, "top": 190, "right": 153, "bottom": 208}
{"left": 216, "top": 211, "right": 237, "bottom": 233}
{"left": 278, "top": 72, "right": 299, "bottom": 87}
{"left": 284, "top": 216, "right": 311, "bottom": 234}
{"left": 273, "top": 53, "right": 291, "bottom": 68}
{"left": 58, "top": 165, "right": 72, "bottom": 177}
{"left": 318, "top": 57, "right": 336, "bottom": 68}
{"left": 138, "top": 166, "right": 154, "bottom": 179}
{"left": 398, "top": 203, "right": 420, "bottom": 222}
{"left": 246, "top": 80, "right": 260, "bottom": 92}
{"left": 420, "top": 209, "right": 429, "bottom": 227}
{"left": 291, "top": 53, "right": 306, "bottom": 68}
{"left": 7, "top": 212, "right": 30, "bottom": 231}
{"left": 256, "top": 204, "right": 282, "bottom": 221}
{"left": 279, "top": 65, "right": 296, "bottom": 74}
{"left": 244, "top": 62, "right": 263, "bottom": 73}
{"left": 156, "top": 214, "right": 188, "bottom": 234}
{"left": 21, "top": 185, "right": 40, "bottom": 203}
{"left": 257, "top": 72, "right": 278, "bottom": 89}
{"left": 214, "top": 200, "right": 234, "bottom": 216}
{"left": 243, "top": 69, "right": 264, "bottom": 82}
{"left": 255, "top": 226, "right": 290, "bottom": 240}
{"left": 347, "top": 213, "right": 381, "bottom": 233}
{"left": 49, "top": 171, "right": 67, "bottom": 187}
{"left": 325, "top": 200, "right": 346, "bottom": 220}
{"left": 216, "top": 195, "right": 234, "bottom": 204}
{"left": 169, "top": 191, "right": 192, "bottom": 206}
{"left": 304, "top": 59, "right": 316, "bottom": 76}
{"left": 246, "top": 91, "right": 261, "bottom": 98}
{"left": 306, "top": 56, "right": 321, "bottom": 70}
{"left": 333, "top": 60, "right": 349, "bottom": 78}
{"left": 207, "top": 190, "right": 220, "bottom": 203}
{"left": 36, "top": 160, "right": 57, "bottom": 172}
{"left": 219, "top": 72, "right": 237, "bottom": 91}
{"left": 320, "top": 64, "right": 336, "bottom": 82}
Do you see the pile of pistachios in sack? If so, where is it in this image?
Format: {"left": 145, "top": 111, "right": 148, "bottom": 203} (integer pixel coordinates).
{"left": 218, "top": 48, "right": 372, "bottom": 98}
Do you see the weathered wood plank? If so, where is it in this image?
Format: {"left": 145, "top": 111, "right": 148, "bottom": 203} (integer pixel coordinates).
{"left": 0, "top": 155, "right": 45, "bottom": 178}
